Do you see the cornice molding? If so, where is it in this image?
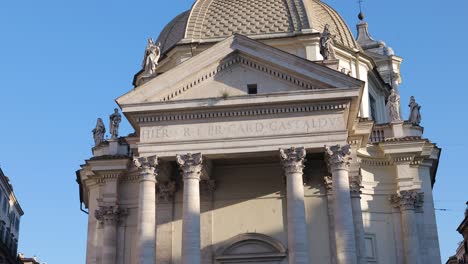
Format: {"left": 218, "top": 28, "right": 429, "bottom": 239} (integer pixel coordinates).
{"left": 358, "top": 158, "right": 392, "bottom": 167}
{"left": 135, "top": 102, "right": 348, "bottom": 124}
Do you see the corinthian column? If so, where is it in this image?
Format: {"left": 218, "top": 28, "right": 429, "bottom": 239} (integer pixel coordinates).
{"left": 95, "top": 205, "right": 125, "bottom": 264}
{"left": 134, "top": 156, "right": 158, "bottom": 264}
{"left": 279, "top": 147, "right": 309, "bottom": 264}
{"left": 177, "top": 153, "right": 203, "bottom": 264}
{"left": 390, "top": 190, "right": 424, "bottom": 264}
{"left": 325, "top": 145, "right": 357, "bottom": 264}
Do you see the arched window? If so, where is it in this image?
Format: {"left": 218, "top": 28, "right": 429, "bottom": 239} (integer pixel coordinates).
{"left": 216, "top": 233, "right": 287, "bottom": 263}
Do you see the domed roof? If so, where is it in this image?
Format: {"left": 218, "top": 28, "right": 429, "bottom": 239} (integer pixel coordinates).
{"left": 157, "top": 0, "right": 358, "bottom": 55}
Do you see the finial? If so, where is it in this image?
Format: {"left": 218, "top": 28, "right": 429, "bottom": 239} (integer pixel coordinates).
{"left": 358, "top": 0, "right": 365, "bottom": 21}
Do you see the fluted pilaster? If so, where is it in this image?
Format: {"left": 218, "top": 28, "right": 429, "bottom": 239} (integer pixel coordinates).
{"left": 95, "top": 205, "right": 126, "bottom": 264}
{"left": 390, "top": 190, "right": 424, "bottom": 264}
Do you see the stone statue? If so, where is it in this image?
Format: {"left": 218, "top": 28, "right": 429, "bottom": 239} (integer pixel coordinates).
{"left": 320, "top": 24, "right": 336, "bottom": 60}
{"left": 142, "top": 38, "right": 161, "bottom": 75}
{"left": 408, "top": 96, "right": 422, "bottom": 125}
{"left": 92, "top": 118, "right": 106, "bottom": 146}
{"left": 109, "top": 108, "right": 122, "bottom": 139}
{"left": 386, "top": 89, "right": 401, "bottom": 122}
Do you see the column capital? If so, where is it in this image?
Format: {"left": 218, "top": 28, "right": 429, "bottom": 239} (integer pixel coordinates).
{"left": 95, "top": 205, "right": 127, "bottom": 225}
{"left": 156, "top": 181, "right": 177, "bottom": 202}
{"left": 279, "top": 147, "right": 306, "bottom": 174}
{"left": 134, "top": 156, "right": 158, "bottom": 182}
{"left": 349, "top": 175, "right": 363, "bottom": 198}
{"left": 389, "top": 190, "right": 424, "bottom": 211}
{"left": 325, "top": 144, "right": 351, "bottom": 171}
{"left": 323, "top": 176, "right": 333, "bottom": 195}
{"left": 177, "top": 153, "right": 203, "bottom": 180}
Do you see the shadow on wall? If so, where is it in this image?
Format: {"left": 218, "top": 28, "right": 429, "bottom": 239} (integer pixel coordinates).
{"left": 158, "top": 153, "right": 332, "bottom": 263}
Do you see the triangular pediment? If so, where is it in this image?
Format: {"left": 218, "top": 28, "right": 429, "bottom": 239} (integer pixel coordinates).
{"left": 117, "top": 34, "right": 363, "bottom": 105}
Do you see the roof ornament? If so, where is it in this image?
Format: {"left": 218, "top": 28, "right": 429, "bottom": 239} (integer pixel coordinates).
{"left": 358, "top": 0, "right": 365, "bottom": 21}
{"left": 319, "top": 24, "right": 336, "bottom": 61}
{"left": 109, "top": 108, "right": 122, "bottom": 139}
{"left": 142, "top": 38, "right": 161, "bottom": 76}
{"left": 92, "top": 118, "right": 106, "bottom": 146}
{"left": 386, "top": 89, "right": 401, "bottom": 122}
{"left": 408, "top": 96, "right": 422, "bottom": 125}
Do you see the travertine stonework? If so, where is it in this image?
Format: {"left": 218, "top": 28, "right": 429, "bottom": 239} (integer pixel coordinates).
{"left": 77, "top": 1, "right": 443, "bottom": 264}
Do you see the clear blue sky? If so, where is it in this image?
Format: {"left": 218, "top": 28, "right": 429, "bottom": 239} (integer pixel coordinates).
{"left": 0, "top": 0, "right": 466, "bottom": 263}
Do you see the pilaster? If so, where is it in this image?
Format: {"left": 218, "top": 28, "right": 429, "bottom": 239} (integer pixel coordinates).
{"left": 156, "top": 181, "right": 177, "bottom": 264}
{"left": 390, "top": 190, "right": 424, "bottom": 264}
{"left": 95, "top": 205, "right": 127, "bottom": 264}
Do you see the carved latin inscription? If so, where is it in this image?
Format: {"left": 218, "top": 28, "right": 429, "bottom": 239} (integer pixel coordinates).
{"left": 141, "top": 115, "right": 344, "bottom": 143}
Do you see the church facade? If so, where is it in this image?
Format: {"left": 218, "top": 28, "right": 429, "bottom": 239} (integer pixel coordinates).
{"left": 76, "top": 1, "right": 442, "bottom": 263}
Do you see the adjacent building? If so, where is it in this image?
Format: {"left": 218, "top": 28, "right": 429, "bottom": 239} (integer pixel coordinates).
{"left": 17, "top": 254, "right": 40, "bottom": 264}
{"left": 77, "top": 0, "right": 443, "bottom": 263}
{"left": 446, "top": 202, "right": 468, "bottom": 264}
{"left": 0, "top": 169, "right": 23, "bottom": 264}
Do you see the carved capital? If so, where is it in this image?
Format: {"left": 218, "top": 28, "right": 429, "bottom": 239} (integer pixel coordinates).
{"left": 279, "top": 147, "right": 306, "bottom": 174}
{"left": 389, "top": 190, "right": 424, "bottom": 211}
{"left": 176, "top": 153, "right": 203, "bottom": 181}
{"left": 349, "top": 175, "right": 363, "bottom": 198}
{"left": 325, "top": 144, "right": 351, "bottom": 171}
{"left": 134, "top": 156, "right": 158, "bottom": 182}
{"left": 95, "top": 205, "right": 127, "bottom": 225}
{"left": 156, "top": 181, "right": 177, "bottom": 202}
{"left": 323, "top": 176, "right": 333, "bottom": 195}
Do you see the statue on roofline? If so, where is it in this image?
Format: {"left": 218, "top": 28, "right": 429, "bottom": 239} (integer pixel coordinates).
{"left": 386, "top": 89, "right": 401, "bottom": 122}
{"left": 142, "top": 38, "right": 161, "bottom": 75}
{"left": 109, "top": 108, "right": 122, "bottom": 139}
{"left": 320, "top": 24, "right": 336, "bottom": 60}
{"left": 92, "top": 118, "right": 106, "bottom": 146}
{"left": 408, "top": 96, "right": 422, "bottom": 125}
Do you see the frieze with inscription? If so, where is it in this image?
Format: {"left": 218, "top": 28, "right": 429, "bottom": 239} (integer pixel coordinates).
{"left": 141, "top": 115, "right": 345, "bottom": 143}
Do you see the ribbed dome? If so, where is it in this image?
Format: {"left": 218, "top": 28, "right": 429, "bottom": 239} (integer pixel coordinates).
{"left": 157, "top": 0, "right": 358, "bottom": 55}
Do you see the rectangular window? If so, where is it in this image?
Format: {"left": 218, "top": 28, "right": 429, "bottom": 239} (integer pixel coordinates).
{"left": 369, "top": 94, "right": 377, "bottom": 121}
{"left": 247, "top": 84, "right": 258, "bottom": 95}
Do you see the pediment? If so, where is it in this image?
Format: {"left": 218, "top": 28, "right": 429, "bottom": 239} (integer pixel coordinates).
{"left": 117, "top": 34, "right": 363, "bottom": 105}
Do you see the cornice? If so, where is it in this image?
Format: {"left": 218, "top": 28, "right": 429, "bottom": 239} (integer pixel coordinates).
{"left": 135, "top": 102, "right": 348, "bottom": 124}
{"left": 357, "top": 157, "right": 392, "bottom": 167}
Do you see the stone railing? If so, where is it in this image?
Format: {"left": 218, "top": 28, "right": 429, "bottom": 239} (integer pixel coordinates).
{"left": 370, "top": 127, "right": 386, "bottom": 143}
{"left": 369, "top": 122, "right": 424, "bottom": 144}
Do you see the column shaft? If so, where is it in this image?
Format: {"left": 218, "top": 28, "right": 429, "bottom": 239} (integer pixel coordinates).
{"left": 134, "top": 156, "right": 158, "bottom": 264}
{"left": 332, "top": 167, "right": 357, "bottom": 264}
{"left": 138, "top": 178, "right": 157, "bottom": 264}
{"left": 280, "top": 147, "right": 309, "bottom": 264}
{"left": 177, "top": 153, "right": 203, "bottom": 264}
{"left": 326, "top": 145, "right": 357, "bottom": 264}
{"left": 182, "top": 178, "right": 201, "bottom": 264}
{"left": 286, "top": 171, "right": 308, "bottom": 263}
